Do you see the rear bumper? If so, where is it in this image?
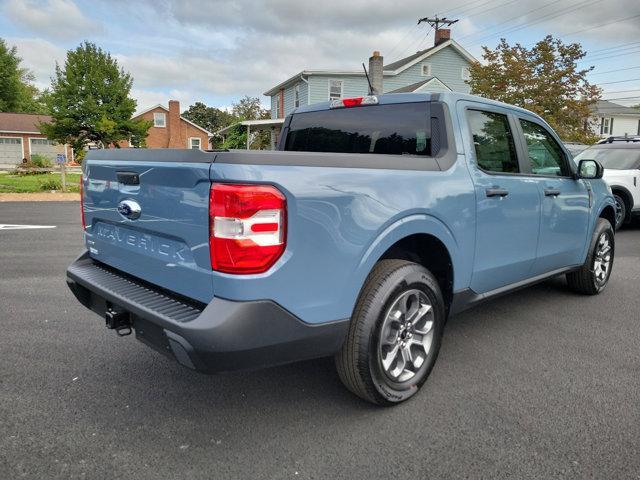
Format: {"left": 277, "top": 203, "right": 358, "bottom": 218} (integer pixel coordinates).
{"left": 66, "top": 252, "right": 349, "bottom": 373}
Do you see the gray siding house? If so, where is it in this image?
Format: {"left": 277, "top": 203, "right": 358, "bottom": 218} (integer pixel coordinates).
{"left": 264, "top": 32, "right": 477, "bottom": 120}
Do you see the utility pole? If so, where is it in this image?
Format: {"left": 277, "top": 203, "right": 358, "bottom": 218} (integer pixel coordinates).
{"left": 417, "top": 16, "right": 458, "bottom": 32}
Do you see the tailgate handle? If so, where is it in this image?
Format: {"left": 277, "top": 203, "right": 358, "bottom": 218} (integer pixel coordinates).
{"left": 117, "top": 171, "right": 140, "bottom": 185}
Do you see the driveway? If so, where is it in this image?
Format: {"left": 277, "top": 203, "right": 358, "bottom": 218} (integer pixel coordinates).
{"left": 1, "top": 202, "right": 639, "bottom": 479}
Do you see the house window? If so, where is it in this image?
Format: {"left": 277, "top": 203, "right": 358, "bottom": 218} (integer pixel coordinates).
{"left": 189, "top": 137, "right": 201, "bottom": 150}
{"left": 462, "top": 66, "right": 471, "bottom": 81}
{"left": 154, "top": 112, "right": 166, "bottom": 127}
{"left": 294, "top": 83, "right": 301, "bottom": 108}
{"left": 637, "top": 119, "right": 640, "bottom": 136}
{"left": 421, "top": 64, "right": 432, "bottom": 76}
{"left": 30, "top": 138, "right": 56, "bottom": 145}
{"left": 329, "top": 79, "right": 343, "bottom": 101}
{"left": 601, "top": 117, "right": 613, "bottom": 135}
{"left": 275, "top": 95, "right": 282, "bottom": 118}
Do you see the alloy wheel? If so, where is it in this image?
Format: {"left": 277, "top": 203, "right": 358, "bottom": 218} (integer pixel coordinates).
{"left": 378, "top": 289, "right": 434, "bottom": 383}
{"left": 593, "top": 232, "right": 612, "bottom": 286}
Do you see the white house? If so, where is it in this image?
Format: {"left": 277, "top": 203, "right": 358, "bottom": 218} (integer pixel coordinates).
{"left": 592, "top": 100, "right": 640, "bottom": 139}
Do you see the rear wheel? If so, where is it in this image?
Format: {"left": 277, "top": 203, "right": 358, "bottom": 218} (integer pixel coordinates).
{"left": 335, "top": 260, "right": 446, "bottom": 406}
{"left": 566, "top": 218, "right": 615, "bottom": 295}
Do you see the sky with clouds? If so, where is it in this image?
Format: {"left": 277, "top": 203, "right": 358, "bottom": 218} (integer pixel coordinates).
{"left": 1, "top": 0, "right": 639, "bottom": 112}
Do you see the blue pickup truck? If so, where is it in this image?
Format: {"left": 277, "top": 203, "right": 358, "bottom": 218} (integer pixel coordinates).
{"left": 67, "top": 92, "right": 616, "bottom": 405}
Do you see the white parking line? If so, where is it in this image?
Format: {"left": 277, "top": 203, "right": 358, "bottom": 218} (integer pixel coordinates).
{"left": 0, "top": 224, "right": 57, "bottom": 230}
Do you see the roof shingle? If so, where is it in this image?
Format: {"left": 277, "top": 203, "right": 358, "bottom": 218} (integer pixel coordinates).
{"left": 0, "top": 112, "right": 52, "bottom": 134}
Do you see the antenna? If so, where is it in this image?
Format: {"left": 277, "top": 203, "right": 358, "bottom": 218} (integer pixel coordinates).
{"left": 417, "top": 16, "right": 458, "bottom": 32}
{"left": 362, "top": 63, "right": 374, "bottom": 95}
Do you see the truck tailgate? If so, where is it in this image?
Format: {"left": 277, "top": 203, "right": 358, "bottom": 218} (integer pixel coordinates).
{"left": 82, "top": 154, "right": 214, "bottom": 303}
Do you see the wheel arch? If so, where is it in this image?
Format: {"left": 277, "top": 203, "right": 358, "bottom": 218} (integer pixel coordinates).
{"left": 345, "top": 214, "right": 460, "bottom": 316}
{"left": 599, "top": 204, "right": 616, "bottom": 229}
{"left": 610, "top": 184, "right": 634, "bottom": 212}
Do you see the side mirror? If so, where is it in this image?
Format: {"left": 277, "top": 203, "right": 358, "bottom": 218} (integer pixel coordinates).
{"left": 577, "top": 159, "right": 604, "bottom": 179}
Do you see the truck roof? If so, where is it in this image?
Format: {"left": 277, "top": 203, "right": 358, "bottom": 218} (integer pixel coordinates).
{"left": 293, "top": 91, "right": 539, "bottom": 119}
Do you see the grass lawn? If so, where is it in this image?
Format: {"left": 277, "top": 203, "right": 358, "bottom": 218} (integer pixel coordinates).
{"left": 0, "top": 172, "right": 81, "bottom": 193}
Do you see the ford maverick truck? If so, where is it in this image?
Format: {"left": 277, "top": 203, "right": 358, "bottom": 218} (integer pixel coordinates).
{"left": 67, "top": 92, "right": 616, "bottom": 405}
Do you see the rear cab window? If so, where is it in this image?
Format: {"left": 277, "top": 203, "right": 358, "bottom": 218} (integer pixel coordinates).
{"left": 467, "top": 109, "right": 519, "bottom": 174}
{"left": 283, "top": 102, "right": 431, "bottom": 156}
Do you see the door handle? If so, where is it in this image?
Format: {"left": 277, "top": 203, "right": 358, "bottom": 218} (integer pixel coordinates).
{"left": 544, "top": 188, "right": 561, "bottom": 197}
{"left": 485, "top": 188, "right": 509, "bottom": 198}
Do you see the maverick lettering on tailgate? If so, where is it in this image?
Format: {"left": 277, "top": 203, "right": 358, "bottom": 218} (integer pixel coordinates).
{"left": 95, "top": 223, "right": 191, "bottom": 263}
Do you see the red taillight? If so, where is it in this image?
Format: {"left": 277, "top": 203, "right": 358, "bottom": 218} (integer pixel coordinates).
{"left": 209, "top": 183, "right": 287, "bottom": 274}
{"left": 342, "top": 97, "right": 363, "bottom": 107}
{"left": 80, "top": 176, "right": 86, "bottom": 230}
{"left": 330, "top": 95, "right": 379, "bottom": 109}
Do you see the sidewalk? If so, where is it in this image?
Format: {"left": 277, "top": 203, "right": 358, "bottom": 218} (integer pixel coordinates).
{"left": 0, "top": 192, "right": 79, "bottom": 202}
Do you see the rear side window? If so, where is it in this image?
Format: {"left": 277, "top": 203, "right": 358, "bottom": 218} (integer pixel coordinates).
{"left": 468, "top": 110, "right": 519, "bottom": 173}
{"left": 284, "top": 103, "right": 430, "bottom": 156}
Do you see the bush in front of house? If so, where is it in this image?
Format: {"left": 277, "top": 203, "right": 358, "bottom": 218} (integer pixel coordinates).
{"left": 39, "top": 178, "right": 62, "bottom": 191}
{"left": 30, "top": 153, "right": 53, "bottom": 168}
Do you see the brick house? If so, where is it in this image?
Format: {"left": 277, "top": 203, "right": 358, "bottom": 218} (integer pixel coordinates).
{"left": 0, "top": 112, "right": 71, "bottom": 168}
{"left": 124, "top": 100, "right": 212, "bottom": 149}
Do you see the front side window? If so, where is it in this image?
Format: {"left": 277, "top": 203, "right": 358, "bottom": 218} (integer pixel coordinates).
{"left": 154, "top": 112, "right": 166, "bottom": 127}
{"left": 467, "top": 109, "right": 519, "bottom": 173}
{"left": 328, "top": 79, "right": 343, "bottom": 101}
{"left": 285, "top": 102, "right": 430, "bottom": 156}
{"left": 519, "top": 119, "right": 569, "bottom": 176}
{"left": 189, "top": 137, "right": 201, "bottom": 150}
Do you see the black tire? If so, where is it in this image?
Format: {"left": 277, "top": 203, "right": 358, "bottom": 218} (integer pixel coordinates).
{"left": 613, "top": 194, "right": 626, "bottom": 230}
{"left": 335, "top": 259, "right": 446, "bottom": 406}
{"left": 566, "top": 218, "right": 615, "bottom": 295}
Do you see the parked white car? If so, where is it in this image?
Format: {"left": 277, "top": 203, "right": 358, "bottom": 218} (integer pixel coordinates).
{"left": 574, "top": 139, "right": 640, "bottom": 229}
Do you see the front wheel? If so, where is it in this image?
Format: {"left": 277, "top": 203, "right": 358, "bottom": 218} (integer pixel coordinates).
{"left": 335, "top": 260, "right": 446, "bottom": 406}
{"left": 566, "top": 218, "right": 615, "bottom": 295}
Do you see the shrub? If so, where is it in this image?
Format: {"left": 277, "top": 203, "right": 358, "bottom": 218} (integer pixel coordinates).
{"left": 30, "top": 153, "right": 53, "bottom": 168}
{"left": 39, "top": 178, "right": 61, "bottom": 191}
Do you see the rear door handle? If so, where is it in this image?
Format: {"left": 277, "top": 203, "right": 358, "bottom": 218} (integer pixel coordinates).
{"left": 544, "top": 188, "right": 561, "bottom": 197}
{"left": 485, "top": 188, "right": 509, "bottom": 198}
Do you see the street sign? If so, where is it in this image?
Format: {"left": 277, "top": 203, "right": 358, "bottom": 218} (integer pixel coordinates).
{"left": 56, "top": 153, "right": 66, "bottom": 165}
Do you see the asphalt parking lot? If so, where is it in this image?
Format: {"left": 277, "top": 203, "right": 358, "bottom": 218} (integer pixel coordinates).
{"left": 1, "top": 201, "right": 639, "bottom": 479}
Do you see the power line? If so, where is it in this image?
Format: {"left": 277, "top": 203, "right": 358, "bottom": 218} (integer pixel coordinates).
{"left": 438, "top": 0, "right": 497, "bottom": 17}
{"left": 563, "top": 13, "right": 640, "bottom": 37}
{"left": 386, "top": 23, "right": 420, "bottom": 58}
{"left": 466, "top": 0, "right": 602, "bottom": 47}
{"left": 597, "top": 78, "right": 640, "bottom": 85}
{"left": 587, "top": 40, "right": 640, "bottom": 55}
{"left": 458, "top": 0, "right": 558, "bottom": 42}
{"left": 589, "top": 66, "right": 640, "bottom": 76}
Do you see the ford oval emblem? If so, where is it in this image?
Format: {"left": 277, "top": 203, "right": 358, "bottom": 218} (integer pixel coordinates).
{"left": 117, "top": 199, "right": 142, "bottom": 220}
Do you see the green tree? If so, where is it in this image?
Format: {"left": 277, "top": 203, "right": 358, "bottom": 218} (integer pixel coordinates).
{"left": 182, "top": 101, "right": 237, "bottom": 148}
{"left": 467, "top": 36, "right": 601, "bottom": 143}
{"left": 0, "top": 38, "right": 47, "bottom": 113}
{"left": 231, "top": 95, "right": 270, "bottom": 120}
{"left": 40, "top": 42, "right": 151, "bottom": 149}
{"left": 226, "top": 96, "right": 271, "bottom": 149}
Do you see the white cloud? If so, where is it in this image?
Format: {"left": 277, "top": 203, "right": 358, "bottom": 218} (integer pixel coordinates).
{"left": 5, "top": 37, "right": 66, "bottom": 89}
{"left": 4, "top": 0, "right": 640, "bottom": 108}
{"left": 3, "top": 0, "right": 102, "bottom": 40}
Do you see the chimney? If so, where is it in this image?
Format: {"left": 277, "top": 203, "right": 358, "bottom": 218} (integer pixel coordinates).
{"left": 167, "top": 100, "right": 184, "bottom": 148}
{"left": 434, "top": 29, "right": 451, "bottom": 46}
{"left": 368, "top": 51, "right": 383, "bottom": 95}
